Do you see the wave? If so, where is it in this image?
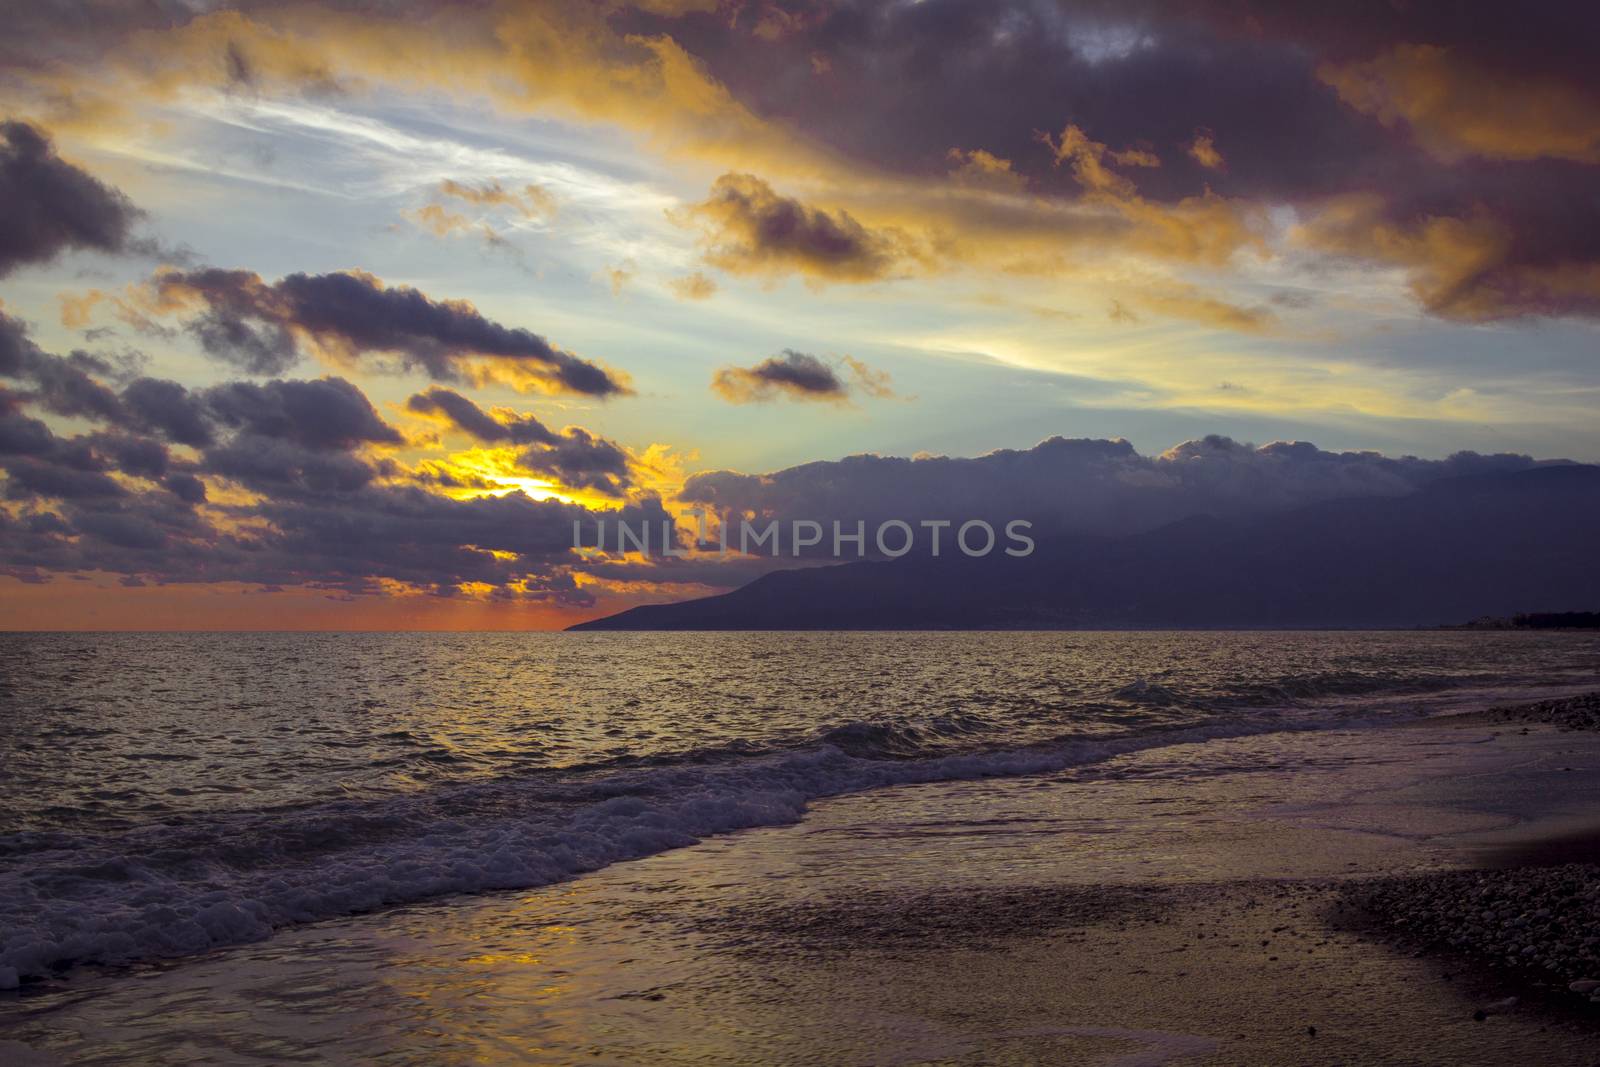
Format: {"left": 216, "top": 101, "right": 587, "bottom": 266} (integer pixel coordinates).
{"left": 0, "top": 711, "right": 1352, "bottom": 990}
{"left": 6, "top": 669, "right": 1588, "bottom": 991}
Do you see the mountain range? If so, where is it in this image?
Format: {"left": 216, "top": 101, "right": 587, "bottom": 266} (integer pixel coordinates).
{"left": 571, "top": 466, "right": 1600, "bottom": 630}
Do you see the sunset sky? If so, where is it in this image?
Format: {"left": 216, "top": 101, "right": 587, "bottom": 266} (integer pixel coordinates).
{"left": 2, "top": 0, "right": 1598, "bottom": 628}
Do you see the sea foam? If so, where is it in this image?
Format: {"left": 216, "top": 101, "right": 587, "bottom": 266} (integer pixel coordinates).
{"left": 0, "top": 718, "right": 1322, "bottom": 988}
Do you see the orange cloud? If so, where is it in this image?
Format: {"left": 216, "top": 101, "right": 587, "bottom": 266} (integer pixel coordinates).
{"left": 1292, "top": 193, "right": 1527, "bottom": 319}
{"left": 2, "top": 5, "right": 1278, "bottom": 332}
{"left": 406, "top": 202, "right": 473, "bottom": 237}
{"left": 1320, "top": 44, "right": 1600, "bottom": 164}
{"left": 1039, "top": 124, "right": 1159, "bottom": 196}
{"left": 1187, "top": 130, "right": 1224, "bottom": 170}
{"left": 946, "top": 148, "right": 1028, "bottom": 194}
{"left": 439, "top": 179, "right": 557, "bottom": 219}
{"left": 667, "top": 271, "right": 718, "bottom": 300}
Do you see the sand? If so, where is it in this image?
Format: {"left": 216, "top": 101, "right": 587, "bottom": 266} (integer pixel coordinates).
{"left": 2, "top": 713, "right": 1599, "bottom": 1064}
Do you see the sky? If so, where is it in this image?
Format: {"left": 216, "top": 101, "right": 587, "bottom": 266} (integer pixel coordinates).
{"left": 1, "top": 0, "right": 1598, "bottom": 629}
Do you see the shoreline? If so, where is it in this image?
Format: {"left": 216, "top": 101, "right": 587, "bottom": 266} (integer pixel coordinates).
{"left": 1336, "top": 692, "right": 1600, "bottom": 1016}
{"left": 4, "top": 700, "right": 1600, "bottom": 1062}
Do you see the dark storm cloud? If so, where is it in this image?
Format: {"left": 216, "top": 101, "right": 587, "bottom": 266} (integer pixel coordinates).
{"left": 204, "top": 378, "right": 402, "bottom": 451}
{"left": 2, "top": 456, "right": 126, "bottom": 501}
{"left": 4, "top": 311, "right": 407, "bottom": 456}
{"left": 637, "top": 0, "right": 1600, "bottom": 320}
{"left": 202, "top": 435, "right": 382, "bottom": 494}
{"left": 84, "top": 431, "right": 169, "bottom": 480}
{"left": 0, "top": 404, "right": 56, "bottom": 457}
{"left": 187, "top": 303, "right": 299, "bottom": 376}
{"left": 0, "top": 120, "right": 142, "bottom": 277}
{"left": 237, "top": 486, "right": 607, "bottom": 602}
{"left": 120, "top": 378, "right": 213, "bottom": 448}
{"left": 712, "top": 350, "right": 845, "bottom": 402}
{"left": 0, "top": 311, "right": 124, "bottom": 421}
{"left": 640, "top": 1, "right": 1398, "bottom": 204}
{"left": 0, "top": 312, "right": 642, "bottom": 601}
{"left": 156, "top": 268, "right": 630, "bottom": 396}
{"left": 18, "top": 349, "right": 125, "bottom": 423}
{"left": 163, "top": 471, "right": 207, "bottom": 504}
{"left": 406, "top": 386, "right": 557, "bottom": 445}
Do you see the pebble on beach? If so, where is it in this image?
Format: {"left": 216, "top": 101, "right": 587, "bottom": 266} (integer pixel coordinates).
{"left": 1483, "top": 692, "right": 1600, "bottom": 732}
{"left": 1346, "top": 864, "right": 1600, "bottom": 999}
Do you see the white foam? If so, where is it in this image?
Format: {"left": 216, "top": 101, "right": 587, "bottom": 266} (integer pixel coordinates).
{"left": 0, "top": 713, "right": 1436, "bottom": 988}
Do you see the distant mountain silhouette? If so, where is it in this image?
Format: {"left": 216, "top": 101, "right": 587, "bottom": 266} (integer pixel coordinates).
{"left": 571, "top": 466, "right": 1600, "bottom": 630}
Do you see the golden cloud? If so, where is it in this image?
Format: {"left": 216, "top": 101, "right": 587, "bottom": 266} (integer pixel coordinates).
{"left": 1320, "top": 44, "right": 1600, "bottom": 164}
{"left": 1187, "top": 130, "right": 1224, "bottom": 170}
{"left": 2, "top": 3, "right": 1280, "bottom": 332}
{"left": 667, "top": 271, "right": 718, "bottom": 300}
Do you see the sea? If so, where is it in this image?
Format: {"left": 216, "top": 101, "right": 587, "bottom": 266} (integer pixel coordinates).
{"left": 2, "top": 629, "right": 1599, "bottom": 991}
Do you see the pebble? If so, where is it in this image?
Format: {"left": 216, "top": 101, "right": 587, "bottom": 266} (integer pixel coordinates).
{"left": 1486, "top": 692, "right": 1600, "bottom": 732}
{"left": 1345, "top": 864, "right": 1600, "bottom": 991}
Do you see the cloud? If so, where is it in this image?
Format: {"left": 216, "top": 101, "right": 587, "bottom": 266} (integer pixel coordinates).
{"left": 1040, "top": 124, "right": 1160, "bottom": 197}
{"left": 120, "top": 377, "right": 212, "bottom": 448}
{"left": 0, "top": 303, "right": 1585, "bottom": 605}
{"left": 11, "top": 0, "right": 1600, "bottom": 330}
{"left": 407, "top": 386, "right": 557, "bottom": 446}
{"left": 1187, "top": 130, "right": 1224, "bottom": 170}
{"left": 518, "top": 426, "right": 633, "bottom": 497}
{"left": 631, "top": 0, "right": 1600, "bottom": 321}
{"left": 682, "top": 173, "right": 909, "bottom": 283}
{"left": 601, "top": 261, "right": 635, "bottom": 295}
{"left": 0, "top": 313, "right": 657, "bottom": 598}
{"left": 946, "top": 148, "right": 1027, "bottom": 194}
{"left": 667, "top": 271, "right": 718, "bottom": 300}
{"left": 405, "top": 179, "right": 557, "bottom": 246}
{"left": 406, "top": 386, "right": 633, "bottom": 497}
{"left": 1320, "top": 44, "right": 1600, "bottom": 164}
{"left": 0, "top": 120, "right": 141, "bottom": 277}
{"left": 679, "top": 433, "right": 1564, "bottom": 545}
{"left": 152, "top": 268, "right": 631, "bottom": 396}
{"left": 202, "top": 435, "right": 382, "bottom": 495}
{"left": 1292, "top": 193, "right": 1600, "bottom": 322}
{"left": 711, "top": 349, "right": 894, "bottom": 404}
{"left": 203, "top": 378, "right": 403, "bottom": 452}
{"left": 438, "top": 179, "right": 557, "bottom": 219}
{"left": 406, "top": 203, "right": 475, "bottom": 239}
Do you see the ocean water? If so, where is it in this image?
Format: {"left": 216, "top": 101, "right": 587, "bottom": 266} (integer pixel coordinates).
{"left": 1, "top": 630, "right": 1598, "bottom": 990}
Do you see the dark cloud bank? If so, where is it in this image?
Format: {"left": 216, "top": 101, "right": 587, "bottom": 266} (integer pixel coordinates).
{"left": 0, "top": 120, "right": 142, "bottom": 278}
{"left": 156, "top": 268, "right": 628, "bottom": 397}
{"left": 0, "top": 309, "right": 657, "bottom": 602}
{"left": 635, "top": 0, "right": 1600, "bottom": 320}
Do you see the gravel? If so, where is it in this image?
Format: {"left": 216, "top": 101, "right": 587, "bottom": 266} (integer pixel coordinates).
{"left": 1480, "top": 692, "right": 1600, "bottom": 731}
{"left": 1346, "top": 864, "right": 1600, "bottom": 1004}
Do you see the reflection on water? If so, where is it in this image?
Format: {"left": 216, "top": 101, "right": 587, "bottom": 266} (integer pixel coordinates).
{"left": 4, "top": 630, "right": 1597, "bottom": 834}
{"left": 1, "top": 724, "right": 1574, "bottom": 1065}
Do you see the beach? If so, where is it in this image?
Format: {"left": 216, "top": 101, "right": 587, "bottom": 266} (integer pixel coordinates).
{"left": 5, "top": 694, "right": 1599, "bottom": 1065}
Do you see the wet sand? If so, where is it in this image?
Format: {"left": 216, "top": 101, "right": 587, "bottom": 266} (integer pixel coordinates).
{"left": 3, "top": 716, "right": 1600, "bottom": 1065}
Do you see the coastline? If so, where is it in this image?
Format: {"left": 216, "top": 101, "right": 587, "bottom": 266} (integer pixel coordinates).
{"left": 4, "top": 701, "right": 1600, "bottom": 1064}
